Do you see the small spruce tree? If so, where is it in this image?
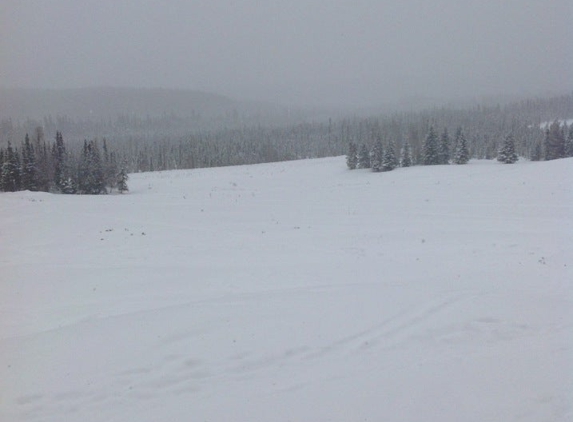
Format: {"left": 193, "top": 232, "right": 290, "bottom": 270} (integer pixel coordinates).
{"left": 346, "top": 142, "right": 358, "bottom": 170}
{"left": 117, "top": 163, "right": 129, "bottom": 194}
{"left": 565, "top": 124, "right": 573, "bottom": 158}
{"left": 544, "top": 120, "right": 565, "bottom": 160}
{"left": 497, "top": 134, "right": 519, "bottom": 164}
{"left": 371, "top": 140, "right": 384, "bottom": 172}
{"left": 1, "top": 142, "right": 21, "bottom": 192}
{"left": 382, "top": 140, "right": 397, "bottom": 171}
{"left": 357, "top": 143, "right": 371, "bottom": 169}
{"left": 531, "top": 142, "right": 542, "bottom": 161}
{"left": 400, "top": 141, "right": 412, "bottom": 167}
{"left": 453, "top": 127, "right": 470, "bottom": 164}
{"left": 21, "top": 134, "right": 39, "bottom": 191}
{"left": 438, "top": 128, "right": 450, "bottom": 164}
{"left": 423, "top": 126, "right": 439, "bottom": 165}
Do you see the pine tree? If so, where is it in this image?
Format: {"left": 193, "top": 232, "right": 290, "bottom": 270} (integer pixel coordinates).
{"left": 346, "top": 142, "right": 358, "bottom": 170}
{"left": 21, "top": 134, "right": 39, "bottom": 191}
{"left": 564, "top": 124, "right": 573, "bottom": 158}
{"left": 1, "top": 142, "right": 21, "bottom": 192}
{"left": 531, "top": 142, "right": 542, "bottom": 161}
{"left": 34, "top": 128, "right": 51, "bottom": 192}
{"left": 497, "top": 134, "right": 519, "bottom": 164}
{"left": 544, "top": 120, "right": 565, "bottom": 160}
{"left": 117, "top": 162, "right": 129, "bottom": 194}
{"left": 423, "top": 126, "right": 439, "bottom": 165}
{"left": 371, "top": 140, "right": 384, "bottom": 172}
{"left": 400, "top": 141, "right": 412, "bottom": 167}
{"left": 79, "top": 140, "right": 106, "bottom": 194}
{"left": 102, "top": 138, "right": 119, "bottom": 190}
{"left": 53, "top": 131, "right": 67, "bottom": 191}
{"left": 357, "top": 143, "right": 371, "bottom": 169}
{"left": 453, "top": 127, "right": 470, "bottom": 164}
{"left": 438, "top": 128, "right": 450, "bottom": 164}
{"left": 382, "top": 140, "right": 397, "bottom": 171}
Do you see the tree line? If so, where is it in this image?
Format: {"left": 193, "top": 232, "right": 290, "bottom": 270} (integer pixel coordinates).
{"left": 0, "top": 131, "right": 128, "bottom": 194}
{"left": 1, "top": 93, "right": 572, "bottom": 192}
{"left": 346, "top": 120, "right": 573, "bottom": 171}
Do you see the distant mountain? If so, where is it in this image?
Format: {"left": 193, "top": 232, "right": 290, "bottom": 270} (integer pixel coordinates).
{"left": 0, "top": 87, "right": 244, "bottom": 120}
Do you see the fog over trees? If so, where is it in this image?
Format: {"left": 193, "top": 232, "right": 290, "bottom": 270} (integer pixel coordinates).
{"left": 1, "top": 90, "right": 572, "bottom": 194}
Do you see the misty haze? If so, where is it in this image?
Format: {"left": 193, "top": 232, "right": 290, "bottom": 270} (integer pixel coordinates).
{"left": 1, "top": 0, "right": 572, "bottom": 106}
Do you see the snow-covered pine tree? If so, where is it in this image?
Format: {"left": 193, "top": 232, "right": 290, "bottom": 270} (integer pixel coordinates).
{"left": 117, "top": 163, "right": 129, "bottom": 194}
{"left": 438, "top": 128, "right": 450, "bottom": 164}
{"left": 423, "top": 126, "right": 439, "bottom": 165}
{"left": 497, "top": 134, "right": 519, "bottom": 164}
{"left": 87, "top": 140, "right": 106, "bottom": 194}
{"left": 346, "top": 142, "right": 358, "bottom": 170}
{"left": 453, "top": 127, "right": 470, "bottom": 164}
{"left": 544, "top": 120, "right": 565, "bottom": 160}
{"left": 102, "top": 139, "right": 119, "bottom": 191}
{"left": 382, "top": 140, "right": 397, "bottom": 171}
{"left": 21, "top": 134, "right": 39, "bottom": 191}
{"left": 1, "top": 142, "right": 20, "bottom": 192}
{"left": 78, "top": 140, "right": 106, "bottom": 194}
{"left": 531, "top": 142, "right": 542, "bottom": 161}
{"left": 400, "top": 141, "right": 412, "bottom": 167}
{"left": 371, "top": 140, "right": 383, "bottom": 172}
{"left": 358, "top": 143, "right": 371, "bottom": 169}
{"left": 565, "top": 124, "right": 573, "bottom": 158}
{"left": 34, "top": 128, "right": 51, "bottom": 192}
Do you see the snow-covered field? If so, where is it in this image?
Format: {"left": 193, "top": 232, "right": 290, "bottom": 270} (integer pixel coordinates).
{"left": 1, "top": 157, "right": 572, "bottom": 422}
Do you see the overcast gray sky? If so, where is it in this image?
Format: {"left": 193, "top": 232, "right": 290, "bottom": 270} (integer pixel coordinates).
{"left": 1, "top": 0, "right": 572, "bottom": 106}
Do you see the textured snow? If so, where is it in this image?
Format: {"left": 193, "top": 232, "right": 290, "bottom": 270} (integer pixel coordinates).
{"left": 1, "top": 157, "right": 572, "bottom": 421}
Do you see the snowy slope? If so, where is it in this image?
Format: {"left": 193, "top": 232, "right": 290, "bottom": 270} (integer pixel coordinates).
{"left": 1, "top": 157, "right": 572, "bottom": 422}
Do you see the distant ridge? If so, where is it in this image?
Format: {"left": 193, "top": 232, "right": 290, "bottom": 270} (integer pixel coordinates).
{"left": 0, "top": 87, "right": 241, "bottom": 120}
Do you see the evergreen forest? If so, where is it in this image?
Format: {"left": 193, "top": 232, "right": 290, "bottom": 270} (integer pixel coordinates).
{"left": 1, "top": 92, "right": 572, "bottom": 193}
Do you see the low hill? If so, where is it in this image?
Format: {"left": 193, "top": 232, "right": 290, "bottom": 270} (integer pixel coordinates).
{"left": 0, "top": 87, "right": 241, "bottom": 120}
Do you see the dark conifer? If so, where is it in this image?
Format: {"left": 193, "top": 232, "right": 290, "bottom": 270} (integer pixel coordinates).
{"left": 497, "top": 134, "right": 519, "bottom": 164}
{"left": 1, "top": 142, "right": 20, "bottom": 192}
{"left": 564, "top": 124, "right": 573, "bottom": 158}
{"left": 79, "top": 140, "right": 106, "bottom": 194}
{"left": 544, "top": 120, "right": 565, "bottom": 160}
{"left": 423, "top": 126, "right": 439, "bottom": 165}
{"left": 21, "top": 134, "right": 39, "bottom": 191}
{"left": 531, "top": 142, "right": 542, "bottom": 161}
{"left": 357, "top": 143, "right": 371, "bottom": 169}
{"left": 102, "top": 138, "right": 118, "bottom": 190}
{"left": 34, "top": 128, "right": 51, "bottom": 192}
{"left": 117, "top": 162, "right": 129, "bottom": 194}
{"left": 53, "top": 131, "right": 67, "bottom": 191}
{"left": 400, "top": 141, "right": 412, "bottom": 167}
{"left": 371, "top": 139, "right": 384, "bottom": 172}
{"left": 438, "top": 128, "right": 450, "bottom": 164}
{"left": 346, "top": 142, "right": 358, "bottom": 170}
{"left": 453, "top": 127, "right": 470, "bottom": 164}
{"left": 382, "top": 140, "right": 397, "bottom": 171}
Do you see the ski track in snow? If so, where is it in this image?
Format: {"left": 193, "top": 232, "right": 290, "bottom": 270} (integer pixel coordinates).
{"left": 1, "top": 156, "right": 572, "bottom": 422}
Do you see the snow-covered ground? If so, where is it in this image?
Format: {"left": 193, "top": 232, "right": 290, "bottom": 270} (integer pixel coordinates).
{"left": 1, "top": 157, "right": 572, "bottom": 422}
{"left": 539, "top": 118, "right": 573, "bottom": 129}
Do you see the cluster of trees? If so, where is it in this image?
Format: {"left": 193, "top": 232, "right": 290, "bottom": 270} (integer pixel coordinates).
{"left": 1, "top": 93, "right": 572, "bottom": 188}
{"left": 347, "top": 119, "right": 573, "bottom": 171}
{"left": 347, "top": 126, "right": 471, "bottom": 171}
{"left": 539, "top": 120, "right": 573, "bottom": 161}
{"left": 0, "top": 131, "right": 128, "bottom": 194}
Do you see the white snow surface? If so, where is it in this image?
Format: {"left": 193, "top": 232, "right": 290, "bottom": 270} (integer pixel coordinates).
{"left": 539, "top": 118, "right": 573, "bottom": 129}
{"left": 1, "top": 157, "right": 572, "bottom": 422}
